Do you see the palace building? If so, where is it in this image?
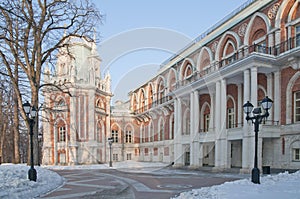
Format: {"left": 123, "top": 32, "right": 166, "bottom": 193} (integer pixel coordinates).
{"left": 43, "top": 0, "right": 300, "bottom": 172}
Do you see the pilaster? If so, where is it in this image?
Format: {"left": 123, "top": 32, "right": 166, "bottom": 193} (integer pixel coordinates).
{"left": 174, "top": 98, "right": 184, "bottom": 167}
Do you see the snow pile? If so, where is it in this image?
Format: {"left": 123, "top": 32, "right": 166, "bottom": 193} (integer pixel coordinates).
{"left": 174, "top": 171, "right": 300, "bottom": 199}
{"left": 0, "top": 164, "right": 64, "bottom": 199}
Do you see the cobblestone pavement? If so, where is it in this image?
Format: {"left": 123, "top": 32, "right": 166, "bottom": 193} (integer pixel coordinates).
{"left": 40, "top": 168, "right": 244, "bottom": 199}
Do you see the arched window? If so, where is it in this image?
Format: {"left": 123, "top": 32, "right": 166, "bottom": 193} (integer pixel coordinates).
{"left": 58, "top": 126, "right": 66, "bottom": 142}
{"left": 140, "top": 90, "right": 145, "bottom": 112}
{"left": 140, "top": 124, "right": 145, "bottom": 143}
{"left": 149, "top": 122, "right": 154, "bottom": 142}
{"left": 158, "top": 80, "right": 165, "bottom": 104}
{"left": 183, "top": 109, "right": 190, "bottom": 135}
{"left": 169, "top": 114, "right": 174, "bottom": 139}
{"left": 96, "top": 98, "right": 105, "bottom": 109}
{"left": 227, "top": 97, "right": 235, "bottom": 129}
{"left": 184, "top": 64, "right": 192, "bottom": 79}
{"left": 158, "top": 118, "right": 165, "bottom": 141}
{"left": 56, "top": 98, "right": 66, "bottom": 106}
{"left": 148, "top": 85, "right": 153, "bottom": 109}
{"left": 201, "top": 103, "right": 211, "bottom": 132}
{"left": 111, "top": 125, "right": 119, "bottom": 143}
{"left": 125, "top": 125, "right": 133, "bottom": 143}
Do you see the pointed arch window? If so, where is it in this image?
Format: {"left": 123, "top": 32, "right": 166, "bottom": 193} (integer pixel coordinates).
{"left": 169, "top": 114, "right": 174, "bottom": 139}
{"left": 58, "top": 126, "right": 66, "bottom": 142}
{"left": 184, "top": 64, "right": 193, "bottom": 79}
{"left": 140, "top": 124, "right": 145, "bottom": 143}
{"left": 204, "top": 114, "right": 210, "bottom": 132}
{"left": 158, "top": 118, "right": 165, "bottom": 141}
{"left": 183, "top": 109, "right": 190, "bottom": 135}
{"left": 149, "top": 122, "right": 154, "bottom": 142}
{"left": 112, "top": 127, "right": 119, "bottom": 143}
{"left": 140, "top": 90, "right": 145, "bottom": 112}
{"left": 57, "top": 98, "right": 66, "bottom": 107}
{"left": 96, "top": 98, "right": 105, "bottom": 109}
{"left": 125, "top": 126, "right": 133, "bottom": 143}
{"left": 227, "top": 108, "right": 235, "bottom": 129}
{"left": 158, "top": 80, "right": 165, "bottom": 104}
{"left": 201, "top": 103, "right": 211, "bottom": 133}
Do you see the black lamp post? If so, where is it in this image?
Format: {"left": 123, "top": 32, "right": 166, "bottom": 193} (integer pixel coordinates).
{"left": 37, "top": 133, "right": 43, "bottom": 166}
{"left": 23, "top": 101, "right": 37, "bottom": 182}
{"left": 243, "top": 96, "right": 273, "bottom": 184}
{"left": 108, "top": 137, "right": 113, "bottom": 167}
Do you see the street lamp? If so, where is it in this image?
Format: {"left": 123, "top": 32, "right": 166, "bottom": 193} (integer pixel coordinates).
{"left": 37, "top": 133, "right": 43, "bottom": 166}
{"left": 108, "top": 137, "right": 113, "bottom": 167}
{"left": 23, "top": 101, "right": 37, "bottom": 182}
{"left": 243, "top": 96, "right": 273, "bottom": 184}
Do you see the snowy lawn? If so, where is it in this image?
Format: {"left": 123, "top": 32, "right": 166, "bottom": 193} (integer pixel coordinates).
{"left": 0, "top": 164, "right": 64, "bottom": 199}
{"left": 173, "top": 170, "right": 300, "bottom": 199}
{"left": 0, "top": 162, "right": 299, "bottom": 199}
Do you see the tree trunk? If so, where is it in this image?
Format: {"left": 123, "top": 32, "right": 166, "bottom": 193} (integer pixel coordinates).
{"left": 13, "top": 97, "right": 20, "bottom": 163}
{"left": 0, "top": 91, "right": 4, "bottom": 163}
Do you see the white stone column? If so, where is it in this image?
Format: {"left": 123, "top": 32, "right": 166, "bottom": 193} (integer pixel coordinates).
{"left": 215, "top": 81, "right": 221, "bottom": 133}
{"left": 237, "top": 84, "right": 243, "bottom": 127}
{"left": 194, "top": 91, "right": 200, "bottom": 134}
{"left": 190, "top": 91, "right": 200, "bottom": 168}
{"left": 267, "top": 73, "right": 273, "bottom": 120}
{"left": 220, "top": 79, "right": 227, "bottom": 135}
{"left": 214, "top": 79, "right": 228, "bottom": 170}
{"left": 242, "top": 69, "right": 253, "bottom": 172}
{"left": 251, "top": 67, "right": 258, "bottom": 108}
{"left": 274, "top": 71, "right": 281, "bottom": 124}
{"left": 250, "top": 67, "right": 263, "bottom": 170}
{"left": 190, "top": 92, "right": 194, "bottom": 136}
{"left": 174, "top": 98, "right": 183, "bottom": 167}
{"left": 210, "top": 93, "right": 215, "bottom": 131}
{"left": 214, "top": 81, "right": 221, "bottom": 168}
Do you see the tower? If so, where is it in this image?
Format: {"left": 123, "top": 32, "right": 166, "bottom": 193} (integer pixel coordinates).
{"left": 42, "top": 36, "right": 112, "bottom": 165}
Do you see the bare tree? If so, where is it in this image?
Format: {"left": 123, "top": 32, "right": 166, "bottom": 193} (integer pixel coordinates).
{"left": 0, "top": 0, "right": 102, "bottom": 164}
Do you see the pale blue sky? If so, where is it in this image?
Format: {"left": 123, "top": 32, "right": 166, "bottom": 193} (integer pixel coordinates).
{"left": 93, "top": 0, "right": 248, "bottom": 103}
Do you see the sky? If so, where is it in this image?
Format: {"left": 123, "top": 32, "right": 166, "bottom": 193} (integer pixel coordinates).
{"left": 93, "top": 0, "right": 248, "bottom": 103}
{"left": 1, "top": 163, "right": 300, "bottom": 199}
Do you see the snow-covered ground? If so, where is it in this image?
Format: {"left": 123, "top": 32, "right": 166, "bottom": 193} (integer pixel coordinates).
{"left": 0, "top": 162, "right": 299, "bottom": 199}
{"left": 173, "top": 171, "right": 300, "bottom": 199}
{"left": 0, "top": 164, "right": 63, "bottom": 199}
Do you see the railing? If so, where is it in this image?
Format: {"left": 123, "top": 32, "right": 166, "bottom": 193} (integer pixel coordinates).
{"left": 133, "top": 37, "right": 300, "bottom": 115}
{"left": 133, "top": 95, "right": 173, "bottom": 115}
{"left": 177, "top": 37, "right": 300, "bottom": 88}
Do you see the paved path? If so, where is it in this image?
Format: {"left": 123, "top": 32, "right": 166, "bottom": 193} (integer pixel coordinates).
{"left": 40, "top": 168, "right": 243, "bottom": 199}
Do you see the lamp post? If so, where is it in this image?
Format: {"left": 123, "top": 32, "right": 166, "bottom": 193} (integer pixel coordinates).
{"left": 108, "top": 137, "right": 113, "bottom": 167}
{"left": 243, "top": 96, "right": 273, "bottom": 184}
{"left": 23, "top": 101, "right": 37, "bottom": 182}
{"left": 37, "top": 133, "right": 43, "bottom": 166}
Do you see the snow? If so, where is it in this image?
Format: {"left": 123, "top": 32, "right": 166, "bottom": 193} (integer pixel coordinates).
{"left": 173, "top": 171, "right": 300, "bottom": 199}
{"left": 0, "top": 164, "right": 63, "bottom": 199}
{"left": 0, "top": 162, "right": 299, "bottom": 199}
